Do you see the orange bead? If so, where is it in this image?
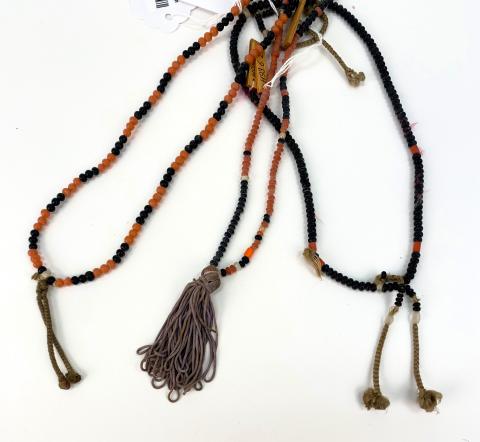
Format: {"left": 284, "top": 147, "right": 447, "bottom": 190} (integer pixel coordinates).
{"left": 410, "top": 145, "right": 420, "bottom": 155}
{"left": 177, "top": 55, "right": 186, "bottom": 65}
{"left": 198, "top": 37, "right": 206, "bottom": 47}
{"left": 64, "top": 278, "right": 72, "bottom": 286}
{"left": 73, "top": 178, "right": 81, "bottom": 186}
{"left": 153, "top": 90, "right": 161, "bottom": 99}
{"left": 279, "top": 13, "right": 288, "bottom": 23}
{"left": 107, "top": 259, "right": 116, "bottom": 270}
{"left": 107, "top": 153, "right": 116, "bottom": 162}
{"left": 123, "top": 128, "right": 132, "bottom": 137}
{"left": 413, "top": 241, "right": 422, "bottom": 253}
{"left": 33, "top": 222, "right": 43, "bottom": 231}
{"left": 149, "top": 198, "right": 158, "bottom": 208}
{"left": 55, "top": 279, "right": 65, "bottom": 288}
{"left": 231, "top": 5, "right": 240, "bottom": 15}
{"left": 98, "top": 164, "right": 106, "bottom": 173}
{"left": 272, "top": 25, "right": 280, "bottom": 35}
{"left": 204, "top": 32, "right": 212, "bottom": 42}
{"left": 224, "top": 94, "right": 233, "bottom": 104}
{"left": 176, "top": 155, "right": 185, "bottom": 165}
{"left": 180, "top": 150, "right": 189, "bottom": 159}
{"left": 241, "top": 0, "right": 249, "bottom": 6}
{"left": 93, "top": 268, "right": 102, "bottom": 278}
{"left": 101, "top": 264, "right": 110, "bottom": 274}
{"left": 231, "top": 82, "right": 240, "bottom": 90}
{"left": 210, "top": 26, "right": 218, "bottom": 36}
{"left": 168, "top": 67, "right": 176, "bottom": 76}
{"left": 244, "top": 247, "right": 254, "bottom": 258}
{"left": 149, "top": 94, "right": 158, "bottom": 105}
{"left": 132, "top": 223, "right": 142, "bottom": 232}
{"left": 200, "top": 130, "right": 208, "bottom": 139}
{"left": 32, "top": 261, "right": 42, "bottom": 269}
{"left": 41, "top": 209, "right": 50, "bottom": 218}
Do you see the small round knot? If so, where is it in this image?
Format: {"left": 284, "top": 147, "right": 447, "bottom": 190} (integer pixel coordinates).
{"left": 363, "top": 388, "right": 390, "bottom": 410}
{"left": 66, "top": 371, "right": 82, "bottom": 384}
{"left": 58, "top": 377, "right": 71, "bottom": 390}
{"left": 346, "top": 68, "right": 365, "bottom": 87}
{"left": 200, "top": 266, "right": 221, "bottom": 293}
{"left": 418, "top": 389, "right": 442, "bottom": 412}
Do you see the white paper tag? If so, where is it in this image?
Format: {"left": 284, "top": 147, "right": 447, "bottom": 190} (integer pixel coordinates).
{"left": 181, "top": 0, "right": 235, "bottom": 14}
{"left": 130, "top": 0, "right": 195, "bottom": 32}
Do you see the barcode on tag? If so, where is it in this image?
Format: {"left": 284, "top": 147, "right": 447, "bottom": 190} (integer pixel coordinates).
{"left": 155, "top": 0, "right": 169, "bottom": 8}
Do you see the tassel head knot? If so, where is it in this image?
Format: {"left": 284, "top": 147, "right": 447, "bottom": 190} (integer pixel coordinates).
{"left": 200, "top": 265, "right": 221, "bottom": 293}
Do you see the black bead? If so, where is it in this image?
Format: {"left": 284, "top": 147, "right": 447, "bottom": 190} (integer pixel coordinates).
{"left": 85, "top": 271, "right": 94, "bottom": 281}
{"left": 46, "top": 204, "right": 55, "bottom": 212}
{"left": 92, "top": 167, "right": 99, "bottom": 176}
{"left": 38, "top": 266, "right": 47, "bottom": 274}
{"left": 79, "top": 173, "right": 87, "bottom": 183}
{"left": 160, "top": 180, "right": 169, "bottom": 188}
{"left": 46, "top": 276, "right": 56, "bottom": 285}
{"left": 167, "top": 167, "right": 175, "bottom": 176}
{"left": 79, "top": 274, "right": 87, "bottom": 283}
{"left": 113, "top": 255, "right": 121, "bottom": 264}
{"left": 116, "top": 249, "right": 125, "bottom": 258}
{"left": 134, "top": 111, "right": 142, "bottom": 120}
{"left": 120, "top": 242, "right": 129, "bottom": 251}
{"left": 220, "top": 268, "right": 227, "bottom": 277}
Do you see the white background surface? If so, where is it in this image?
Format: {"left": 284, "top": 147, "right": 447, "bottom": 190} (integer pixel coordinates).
{"left": 1, "top": 1, "right": 479, "bottom": 441}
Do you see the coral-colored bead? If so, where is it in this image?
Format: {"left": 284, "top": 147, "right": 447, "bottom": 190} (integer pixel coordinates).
{"left": 107, "top": 260, "right": 116, "bottom": 270}
{"left": 244, "top": 247, "right": 254, "bottom": 258}
{"left": 55, "top": 279, "right": 65, "bottom": 288}
{"left": 204, "top": 32, "right": 212, "bottom": 42}
{"left": 180, "top": 150, "right": 189, "bottom": 159}
{"left": 64, "top": 278, "right": 72, "bottom": 286}
{"left": 73, "top": 178, "right": 81, "bottom": 186}
{"left": 210, "top": 26, "right": 218, "bottom": 36}
{"left": 177, "top": 55, "right": 185, "bottom": 65}
{"left": 41, "top": 209, "right": 50, "bottom": 218}
{"left": 231, "top": 5, "right": 240, "bottom": 15}
{"left": 198, "top": 37, "right": 206, "bottom": 47}
{"left": 101, "top": 264, "right": 110, "bottom": 274}
{"left": 93, "top": 268, "right": 102, "bottom": 278}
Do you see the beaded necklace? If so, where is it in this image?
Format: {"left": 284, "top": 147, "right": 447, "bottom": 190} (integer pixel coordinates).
{"left": 137, "top": 2, "right": 327, "bottom": 402}
{"left": 232, "top": 0, "right": 441, "bottom": 412}
{"left": 29, "top": 0, "right": 260, "bottom": 390}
